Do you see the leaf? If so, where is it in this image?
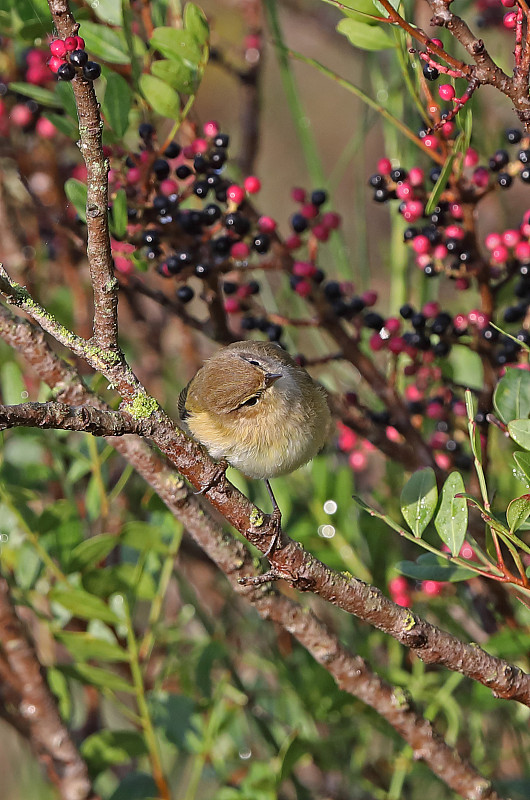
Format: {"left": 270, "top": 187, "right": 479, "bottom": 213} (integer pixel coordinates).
{"left": 47, "top": 667, "right": 72, "bottom": 721}
{"left": 79, "top": 21, "right": 131, "bottom": 64}
{"left": 50, "top": 587, "right": 120, "bottom": 624}
{"left": 0, "top": 360, "right": 26, "bottom": 404}
{"left": 43, "top": 112, "right": 79, "bottom": 140}
{"left": 149, "top": 692, "right": 197, "bottom": 749}
{"left": 397, "top": 553, "right": 476, "bottom": 582}
{"left": 139, "top": 74, "right": 181, "bottom": 120}
{"left": 60, "top": 663, "right": 135, "bottom": 693}
{"left": 64, "top": 179, "right": 87, "bottom": 223}
{"left": 92, "top": 0, "right": 123, "bottom": 26}
{"left": 506, "top": 494, "right": 530, "bottom": 533}
{"left": 425, "top": 149, "right": 457, "bottom": 215}
{"left": 434, "top": 471, "right": 468, "bottom": 555}
{"left": 120, "top": 521, "right": 167, "bottom": 552}
{"left": 494, "top": 368, "right": 530, "bottom": 424}
{"left": 150, "top": 27, "right": 202, "bottom": 65}
{"left": 444, "top": 345, "right": 484, "bottom": 392}
{"left": 68, "top": 534, "right": 118, "bottom": 572}
{"left": 508, "top": 419, "right": 530, "bottom": 451}
{"left": 184, "top": 2, "right": 209, "bottom": 46}
{"left": 54, "top": 631, "right": 128, "bottom": 662}
{"left": 337, "top": 18, "right": 394, "bottom": 51}
{"left": 81, "top": 730, "right": 147, "bottom": 775}
{"left": 101, "top": 70, "right": 132, "bottom": 136}
{"left": 108, "top": 773, "right": 158, "bottom": 800}
{"left": 400, "top": 468, "right": 438, "bottom": 538}
{"left": 150, "top": 59, "right": 198, "bottom": 94}
{"left": 110, "top": 189, "right": 128, "bottom": 239}
{"left": 54, "top": 80, "right": 78, "bottom": 119}
{"left": 514, "top": 451, "right": 530, "bottom": 484}
{"left": 7, "top": 82, "right": 62, "bottom": 108}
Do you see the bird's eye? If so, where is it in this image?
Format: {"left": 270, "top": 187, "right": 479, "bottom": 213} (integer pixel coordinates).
{"left": 241, "top": 395, "right": 259, "bottom": 407}
{"left": 247, "top": 359, "right": 260, "bottom": 366}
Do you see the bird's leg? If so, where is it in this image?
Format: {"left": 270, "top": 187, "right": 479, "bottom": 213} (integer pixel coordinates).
{"left": 262, "top": 479, "right": 282, "bottom": 557}
{"left": 195, "top": 458, "right": 229, "bottom": 495}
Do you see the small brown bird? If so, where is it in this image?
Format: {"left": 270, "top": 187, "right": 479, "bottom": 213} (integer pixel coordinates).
{"left": 179, "top": 341, "right": 331, "bottom": 544}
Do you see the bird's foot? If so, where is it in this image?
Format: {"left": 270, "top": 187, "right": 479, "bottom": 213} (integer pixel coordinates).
{"left": 195, "top": 458, "right": 229, "bottom": 495}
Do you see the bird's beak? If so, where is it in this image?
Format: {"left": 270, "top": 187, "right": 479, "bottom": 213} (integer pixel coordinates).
{"left": 264, "top": 372, "right": 282, "bottom": 386}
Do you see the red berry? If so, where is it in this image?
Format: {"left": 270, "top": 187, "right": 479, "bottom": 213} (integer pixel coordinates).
{"left": 502, "top": 229, "right": 520, "bottom": 247}
{"left": 377, "top": 157, "right": 392, "bottom": 175}
{"left": 445, "top": 224, "right": 464, "bottom": 239}
{"left": 301, "top": 203, "right": 319, "bottom": 219}
{"left": 396, "top": 182, "right": 413, "bottom": 200}
{"left": 285, "top": 234, "right": 302, "bottom": 250}
{"left": 435, "top": 452, "right": 451, "bottom": 470}
{"left": 472, "top": 167, "right": 490, "bottom": 188}
{"left": 230, "top": 241, "right": 250, "bottom": 259}
{"left": 430, "top": 37, "right": 443, "bottom": 47}
{"left": 226, "top": 184, "right": 245, "bottom": 205}
{"left": 224, "top": 297, "right": 240, "bottom": 314}
{"left": 515, "top": 241, "right": 530, "bottom": 260}
{"left": 258, "top": 215, "right": 276, "bottom": 233}
{"left": 126, "top": 167, "right": 141, "bottom": 184}
{"left": 453, "top": 313, "right": 468, "bottom": 331}
{"left": 422, "top": 135, "right": 438, "bottom": 149}
{"left": 385, "top": 317, "right": 400, "bottom": 334}
{"left": 388, "top": 337, "right": 405, "bottom": 354}
{"left": 64, "top": 36, "right": 77, "bottom": 51}
{"left": 422, "top": 301, "right": 440, "bottom": 318}
{"left": 348, "top": 450, "right": 367, "bottom": 471}
{"left": 244, "top": 175, "right": 261, "bottom": 194}
{"left": 485, "top": 232, "right": 501, "bottom": 250}
{"left": 441, "top": 121, "right": 455, "bottom": 138}
{"left": 389, "top": 576, "right": 409, "bottom": 595}
{"left": 312, "top": 223, "right": 329, "bottom": 242}
{"left": 48, "top": 55, "right": 65, "bottom": 73}
{"left": 422, "top": 580, "right": 443, "bottom": 596}
{"left": 455, "top": 278, "right": 469, "bottom": 291}
{"left": 36, "top": 116, "right": 57, "bottom": 138}
{"left": 369, "top": 333, "right": 385, "bottom": 352}
{"left": 291, "top": 187, "right": 306, "bottom": 202}
{"left": 203, "top": 120, "right": 219, "bottom": 137}
{"left": 321, "top": 211, "right": 341, "bottom": 229}
{"left": 9, "top": 104, "right": 33, "bottom": 127}
{"left": 192, "top": 137, "right": 208, "bottom": 154}
{"left": 412, "top": 235, "right": 430, "bottom": 255}
{"left": 293, "top": 261, "right": 316, "bottom": 277}
{"left": 449, "top": 203, "right": 463, "bottom": 219}
{"left": 50, "top": 39, "right": 67, "bottom": 57}
{"left": 361, "top": 290, "right": 378, "bottom": 306}
{"left": 75, "top": 36, "right": 85, "bottom": 50}
{"left": 464, "top": 148, "right": 479, "bottom": 167}
{"left": 408, "top": 167, "right": 424, "bottom": 186}
{"left": 503, "top": 11, "right": 517, "bottom": 27}
{"left": 438, "top": 84, "right": 455, "bottom": 101}
{"left": 434, "top": 244, "right": 448, "bottom": 259}
{"left": 402, "top": 200, "right": 424, "bottom": 222}
{"left": 492, "top": 244, "right": 509, "bottom": 263}
{"left": 338, "top": 424, "right": 357, "bottom": 451}
{"left": 295, "top": 279, "right": 312, "bottom": 297}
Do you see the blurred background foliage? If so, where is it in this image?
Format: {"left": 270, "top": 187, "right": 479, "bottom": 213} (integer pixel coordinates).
{"left": 0, "top": 0, "right": 529, "bottom": 798}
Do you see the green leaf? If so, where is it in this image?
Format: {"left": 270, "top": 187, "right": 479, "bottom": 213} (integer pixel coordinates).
{"left": 149, "top": 692, "right": 197, "bottom": 749}
{"left": 110, "top": 189, "right": 128, "bottom": 238}
{"left": 434, "top": 471, "right": 468, "bottom": 555}
{"left": 150, "top": 59, "right": 198, "bottom": 94}
{"left": 68, "top": 534, "right": 118, "bottom": 573}
{"left": 54, "top": 631, "right": 128, "bottom": 662}
{"left": 64, "top": 179, "right": 87, "bottom": 223}
{"left": 50, "top": 587, "right": 120, "bottom": 624}
{"left": 120, "top": 521, "right": 167, "bottom": 552}
{"left": 397, "top": 553, "right": 476, "bottom": 582}
{"left": 150, "top": 27, "right": 202, "bottom": 64}
{"left": 506, "top": 494, "right": 530, "bottom": 533}
{"left": 101, "top": 70, "right": 132, "bottom": 136}
{"left": 108, "top": 773, "right": 158, "bottom": 800}
{"left": 139, "top": 74, "right": 181, "bottom": 120}
{"left": 494, "top": 368, "right": 530, "bottom": 424}
{"left": 43, "top": 112, "right": 79, "bottom": 140}
{"left": 79, "top": 21, "right": 131, "bottom": 64}
{"left": 444, "top": 345, "right": 484, "bottom": 392}
{"left": 514, "top": 451, "right": 530, "bottom": 484}
{"left": 425, "top": 149, "right": 457, "bottom": 215}
{"left": 82, "top": 730, "right": 147, "bottom": 775}
{"left": 337, "top": 18, "right": 394, "bottom": 51}
{"left": 47, "top": 667, "right": 72, "bottom": 721}
{"left": 60, "top": 663, "right": 135, "bottom": 693}
{"left": 92, "top": 0, "right": 123, "bottom": 26}
{"left": 82, "top": 564, "right": 156, "bottom": 600}
{"left": 184, "top": 2, "right": 209, "bottom": 45}
{"left": 0, "top": 360, "right": 26, "bottom": 404}
{"left": 508, "top": 419, "right": 530, "bottom": 451}
{"left": 54, "top": 80, "right": 78, "bottom": 119}
{"left": 400, "top": 468, "right": 438, "bottom": 538}
{"left": 331, "top": 0, "right": 383, "bottom": 22}
{"left": 7, "top": 82, "right": 62, "bottom": 108}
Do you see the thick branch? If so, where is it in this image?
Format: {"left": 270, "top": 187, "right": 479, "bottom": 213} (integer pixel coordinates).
{"left": 0, "top": 577, "right": 99, "bottom": 800}
{"left": 0, "top": 401, "right": 151, "bottom": 436}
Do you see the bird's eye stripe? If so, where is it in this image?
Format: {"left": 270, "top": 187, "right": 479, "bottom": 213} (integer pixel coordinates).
{"left": 239, "top": 394, "right": 260, "bottom": 407}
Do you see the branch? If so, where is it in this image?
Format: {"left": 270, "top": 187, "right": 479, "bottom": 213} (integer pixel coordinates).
{"left": 0, "top": 401, "right": 153, "bottom": 436}
{"left": 0, "top": 577, "right": 99, "bottom": 800}
{"left": 0, "top": 303, "right": 505, "bottom": 800}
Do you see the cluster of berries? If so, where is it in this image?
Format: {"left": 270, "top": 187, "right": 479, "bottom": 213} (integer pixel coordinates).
{"left": 388, "top": 541, "right": 477, "bottom": 606}
{"left": 47, "top": 35, "right": 101, "bottom": 82}
{"left": 109, "top": 122, "right": 342, "bottom": 343}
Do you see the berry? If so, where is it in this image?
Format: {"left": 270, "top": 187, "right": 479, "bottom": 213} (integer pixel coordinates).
{"left": 57, "top": 62, "right": 76, "bottom": 81}
{"left": 373, "top": 187, "right": 389, "bottom": 203}
{"left": 290, "top": 213, "right": 308, "bottom": 232}
{"left": 192, "top": 180, "right": 210, "bottom": 198}
{"left": 64, "top": 36, "right": 78, "bottom": 51}
{"left": 519, "top": 149, "right": 530, "bottom": 164}
{"left": 70, "top": 49, "right": 88, "bottom": 67}
{"left": 498, "top": 172, "right": 512, "bottom": 188}
{"left": 230, "top": 241, "right": 250, "bottom": 259}
{"left": 369, "top": 173, "right": 385, "bottom": 188}
{"left": 439, "top": 84, "right": 455, "bottom": 101}
{"left": 227, "top": 184, "right": 244, "bottom": 205}
{"left": 224, "top": 213, "right": 251, "bottom": 236}
{"left": 50, "top": 39, "right": 67, "bottom": 57}
{"left": 322, "top": 211, "right": 341, "bottom": 229}
{"left": 258, "top": 216, "right": 277, "bottom": 233}
{"left": 423, "top": 63, "right": 439, "bottom": 81}
{"left": 176, "top": 164, "right": 193, "bottom": 179}
{"left": 520, "top": 168, "right": 530, "bottom": 183}
{"left": 506, "top": 128, "right": 522, "bottom": 144}
{"left": 203, "top": 204, "right": 221, "bottom": 224}
{"left": 324, "top": 281, "right": 342, "bottom": 300}
{"left": 377, "top": 157, "right": 392, "bottom": 175}
{"left": 83, "top": 62, "right": 101, "bottom": 80}
{"left": 364, "top": 312, "right": 385, "bottom": 330}
{"left": 400, "top": 303, "right": 414, "bottom": 319}
{"left": 164, "top": 141, "right": 181, "bottom": 158}
{"left": 253, "top": 233, "right": 271, "bottom": 254}
{"left": 311, "top": 189, "right": 328, "bottom": 206}
{"left": 203, "top": 120, "right": 219, "bottom": 137}
{"left": 142, "top": 229, "right": 160, "bottom": 246}
{"left": 75, "top": 36, "right": 86, "bottom": 50}
{"left": 177, "top": 286, "right": 194, "bottom": 303}
{"left": 211, "top": 236, "right": 232, "bottom": 256}
{"left": 291, "top": 187, "right": 306, "bottom": 202}
{"left": 244, "top": 175, "right": 261, "bottom": 194}
{"left": 152, "top": 158, "right": 170, "bottom": 180}
{"left": 48, "top": 56, "right": 65, "bottom": 73}
{"left": 213, "top": 133, "right": 229, "bottom": 148}
{"left": 193, "top": 154, "right": 209, "bottom": 173}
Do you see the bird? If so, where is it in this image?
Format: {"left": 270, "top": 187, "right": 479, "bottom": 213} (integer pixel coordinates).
{"left": 178, "top": 340, "right": 331, "bottom": 552}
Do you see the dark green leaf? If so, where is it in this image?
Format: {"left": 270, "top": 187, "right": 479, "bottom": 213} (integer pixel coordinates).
{"left": 64, "top": 179, "right": 87, "bottom": 224}
{"left": 108, "top": 773, "right": 158, "bottom": 800}
{"left": 400, "top": 468, "right": 438, "bottom": 538}
{"left": 150, "top": 59, "right": 198, "bottom": 94}
{"left": 336, "top": 18, "right": 394, "bottom": 51}
{"left": 139, "top": 74, "right": 181, "bottom": 119}
{"left": 149, "top": 692, "right": 197, "bottom": 749}
{"left": 82, "top": 564, "right": 156, "bottom": 600}
{"left": 184, "top": 3, "right": 209, "bottom": 45}
{"left": 68, "top": 534, "right": 117, "bottom": 573}
{"left": 434, "top": 471, "right": 468, "bottom": 555}
{"left": 508, "top": 419, "right": 530, "bottom": 451}
{"left": 54, "top": 78, "right": 79, "bottom": 119}
{"left": 47, "top": 667, "right": 72, "bottom": 721}
{"left": 60, "top": 663, "right": 135, "bottom": 693}
{"left": 79, "top": 21, "right": 131, "bottom": 64}
{"left": 101, "top": 70, "right": 132, "bottom": 136}
{"left": 120, "top": 521, "right": 167, "bottom": 552}
{"left": 81, "top": 730, "right": 147, "bottom": 775}
{"left": 445, "top": 346, "right": 484, "bottom": 392}
{"left": 494, "top": 368, "right": 530, "bottom": 424}
{"left": 149, "top": 27, "right": 202, "bottom": 64}
{"left": 110, "top": 188, "right": 128, "bottom": 238}
{"left": 55, "top": 631, "right": 128, "bottom": 662}
{"left": 8, "top": 82, "right": 62, "bottom": 108}
{"left": 43, "top": 112, "right": 79, "bottom": 140}
{"left": 50, "top": 587, "right": 120, "bottom": 624}
{"left": 514, "top": 451, "right": 530, "bottom": 484}
{"left": 507, "top": 494, "right": 530, "bottom": 533}
{"left": 397, "top": 553, "right": 476, "bottom": 582}
{"left": 92, "top": 0, "right": 123, "bottom": 26}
